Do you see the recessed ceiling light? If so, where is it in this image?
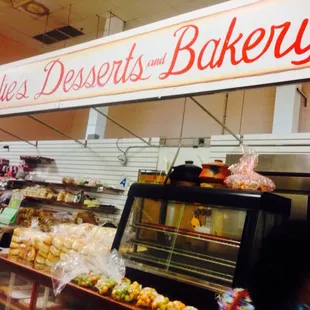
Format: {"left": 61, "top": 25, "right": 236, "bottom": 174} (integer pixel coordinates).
{"left": 10, "top": 0, "right": 49, "bottom": 16}
{"left": 23, "top": 0, "right": 48, "bottom": 16}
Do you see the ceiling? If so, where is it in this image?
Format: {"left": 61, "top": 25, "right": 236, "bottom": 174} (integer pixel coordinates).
{"left": 0, "top": 0, "right": 225, "bottom": 55}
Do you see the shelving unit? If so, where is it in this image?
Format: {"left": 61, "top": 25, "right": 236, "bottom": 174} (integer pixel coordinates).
{"left": 22, "top": 197, "right": 117, "bottom": 214}
{"left": 7, "top": 180, "right": 125, "bottom": 194}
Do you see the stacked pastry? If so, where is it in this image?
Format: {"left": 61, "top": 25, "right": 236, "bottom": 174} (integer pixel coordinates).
{"left": 8, "top": 224, "right": 117, "bottom": 271}
{"left": 9, "top": 228, "right": 52, "bottom": 269}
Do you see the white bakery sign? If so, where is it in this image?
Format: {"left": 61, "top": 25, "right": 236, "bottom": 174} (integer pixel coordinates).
{"left": 0, "top": 0, "right": 310, "bottom": 115}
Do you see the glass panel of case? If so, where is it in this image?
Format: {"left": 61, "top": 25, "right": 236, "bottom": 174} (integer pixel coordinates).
{"left": 119, "top": 198, "right": 247, "bottom": 291}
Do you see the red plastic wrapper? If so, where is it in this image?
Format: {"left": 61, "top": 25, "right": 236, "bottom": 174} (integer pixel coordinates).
{"left": 224, "top": 150, "right": 275, "bottom": 192}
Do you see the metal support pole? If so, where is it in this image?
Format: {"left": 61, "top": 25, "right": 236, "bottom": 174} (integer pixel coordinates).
{"left": 93, "top": 107, "right": 151, "bottom": 145}
{"left": 0, "top": 128, "right": 37, "bottom": 147}
{"left": 28, "top": 115, "right": 86, "bottom": 147}
{"left": 189, "top": 96, "right": 243, "bottom": 145}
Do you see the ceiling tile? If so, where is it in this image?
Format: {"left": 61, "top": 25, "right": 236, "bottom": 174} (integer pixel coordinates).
{"left": 110, "top": 0, "right": 171, "bottom": 21}
{"left": 125, "top": 8, "right": 178, "bottom": 29}
{"left": 0, "top": 7, "right": 34, "bottom": 24}
{"left": 41, "top": 7, "right": 83, "bottom": 29}
{"left": 37, "top": 0, "right": 64, "bottom": 13}
{"left": 70, "top": 0, "right": 114, "bottom": 19}
{"left": 0, "top": 0, "right": 12, "bottom": 9}
{"left": 3, "top": 27, "right": 43, "bottom": 49}
{"left": 12, "top": 18, "right": 46, "bottom": 36}
{"left": 65, "top": 33, "right": 95, "bottom": 47}
{"left": 71, "top": 16, "right": 100, "bottom": 37}
{"left": 171, "top": 0, "right": 223, "bottom": 14}
{"left": 54, "top": 0, "right": 84, "bottom": 9}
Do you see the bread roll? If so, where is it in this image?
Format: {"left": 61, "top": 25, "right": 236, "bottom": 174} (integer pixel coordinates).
{"left": 72, "top": 239, "right": 85, "bottom": 252}
{"left": 9, "top": 248, "right": 20, "bottom": 256}
{"left": 50, "top": 245, "right": 61, "bottom": 257}
{"left": 44, "top": 234, "right": 53, "bottom": 246}
{"left": 13, "top": 228, "right": 25, "bottom": 237}
{"left": 38, "top": 250, "right": 48, "bottom": 259}
{"left": 11, "top": 235, "right": 20, "bottom": 243}
{"left": 46, "top": 259, "right": 56, "bottom": 267}
{"left": 26, "top": 248, "right": 36, "bottom": 262}
{"left": 8, "top": 254, "right": 18, "bottom": 262}
{"left": 61, "top": 246, "right": 69, "bottom": 254}
{"left": 52, "top": 237, "right": 64, "bottom": 250}
{"left": 34, "top": 262, "right": 46, "bottom": 271}
{"left": 10, "top": 241, "right": 20, "bottom": 249}
{"left": 47, "top": 252, "right": 59, "bottom": 264}
{"left": 60, "top": 252, "right": 68, "bottom": 261}
{"left": 64, "top": 237, "right": 74, "bottom": 249}
{"left": 35, "top": 254, "right": 46, "bottom": 265}
{"left": 39, "top": 243, "right": 50, "bottom": 254}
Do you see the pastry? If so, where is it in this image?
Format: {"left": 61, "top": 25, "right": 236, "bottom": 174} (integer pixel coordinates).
{"left": 50, "top": 245, "right": 61, "bottom": 257}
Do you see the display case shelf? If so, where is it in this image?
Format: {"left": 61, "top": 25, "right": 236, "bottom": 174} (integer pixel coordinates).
{"left": 131, "top": 223, "right": 241, "bottom": 247}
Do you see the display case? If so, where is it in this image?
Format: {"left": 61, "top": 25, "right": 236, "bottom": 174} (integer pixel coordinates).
{"left": 113, "top": 184, "right": 291, "bottom": 296}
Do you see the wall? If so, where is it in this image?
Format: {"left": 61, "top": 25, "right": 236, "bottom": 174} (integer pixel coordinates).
{"left": 0, "top": 138, "right": 160, "bottom": 224}
{"left": 299, "top": 83, "right": 310, "bottom": 132}
{"left": 0, "top": 109, "right": 90, "bottom": 141}
{"left": 105, "top": 86, "right": 276, "bottom": 139}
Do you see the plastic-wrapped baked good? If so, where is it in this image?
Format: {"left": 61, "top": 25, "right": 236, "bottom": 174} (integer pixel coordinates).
{"left": 224, "top": 149, "right": 275, "bottom": 192}
{"left": 111, "top": 279, "right": 141, "bottom": 303}
{"left": 152, "top": 294, "right": 170, "bottom": 309}
{"left": 136, "top": 287, "right": 158, "bottom": 307}
{"left": 167, "top": 301, "right": 186, "bottom": 310}
{"left": 95, "top": 275, "right": 117, "bottom": 295}
{"left": 73, "top": 273, "right": 101, "bottom": 288}
{"left": 184, "top": 307, "right": 198, "bottom": 310}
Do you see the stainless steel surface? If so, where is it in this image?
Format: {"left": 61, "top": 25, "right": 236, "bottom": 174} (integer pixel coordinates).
{"left": 226, "top": 154, "right": 310, "bottom": 173}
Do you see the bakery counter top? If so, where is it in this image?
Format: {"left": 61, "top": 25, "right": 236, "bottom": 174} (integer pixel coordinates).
{"left": 0, "top": 255, "right": 139, "bottom": 310}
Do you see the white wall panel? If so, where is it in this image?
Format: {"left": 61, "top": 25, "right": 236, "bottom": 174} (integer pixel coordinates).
{"left": 0, "top": 138, "right": 160, "bottom": 225}
{"left": 209, "top": 134, "right": 310, "bottom": 162}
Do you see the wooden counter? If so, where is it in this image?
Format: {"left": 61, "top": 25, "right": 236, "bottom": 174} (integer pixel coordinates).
{"left": 0, "top": 255, "right": 139, "bottom": 310}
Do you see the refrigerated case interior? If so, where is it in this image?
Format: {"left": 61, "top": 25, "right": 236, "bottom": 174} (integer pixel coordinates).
{"left": 113, "top": 183, "right": 291, "bottom": 294}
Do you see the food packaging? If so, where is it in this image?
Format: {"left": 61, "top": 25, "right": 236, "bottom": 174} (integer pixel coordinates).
{"left": 136, "top": 287, "right": 158, "bottom": 307}
{"left": 224, "top": 150, "right": 275, "bottom": 192}
{"left": 111, "top": 279, "right": 141, "bottom": 303}
{"left": 152, "top": 294, "right": 170, "bottom": 309}
{"left": 52, "top": 248, "right": 125, "bottom": 296}
{"left": 95, "top": 275, "right": 117, "bottom": 295}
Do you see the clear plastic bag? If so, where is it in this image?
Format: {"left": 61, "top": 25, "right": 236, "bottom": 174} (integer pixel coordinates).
{"left": 51, "top": 248, "right": 125, "bottom": 296}
{"left": 95, "top": 275, "right": 117, "bottom": 295}
{"left": 111, "top": 279, "right": 141, "bottom": 303}
{"left": 52, "top": 252, "right": 89, "bottom": 295}
{"left": 136, "top": 287, "right": 158, "bottom": 307}
{"left": 152, "top": 294, "right": 170, "bottom": 309}
{"left": 224, "top": 149, "right": 275, "bottom": 192}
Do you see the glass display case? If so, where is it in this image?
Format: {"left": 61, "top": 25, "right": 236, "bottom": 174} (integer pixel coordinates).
{"left": 113, "top": 183, "right": 291, "bottom": 294}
